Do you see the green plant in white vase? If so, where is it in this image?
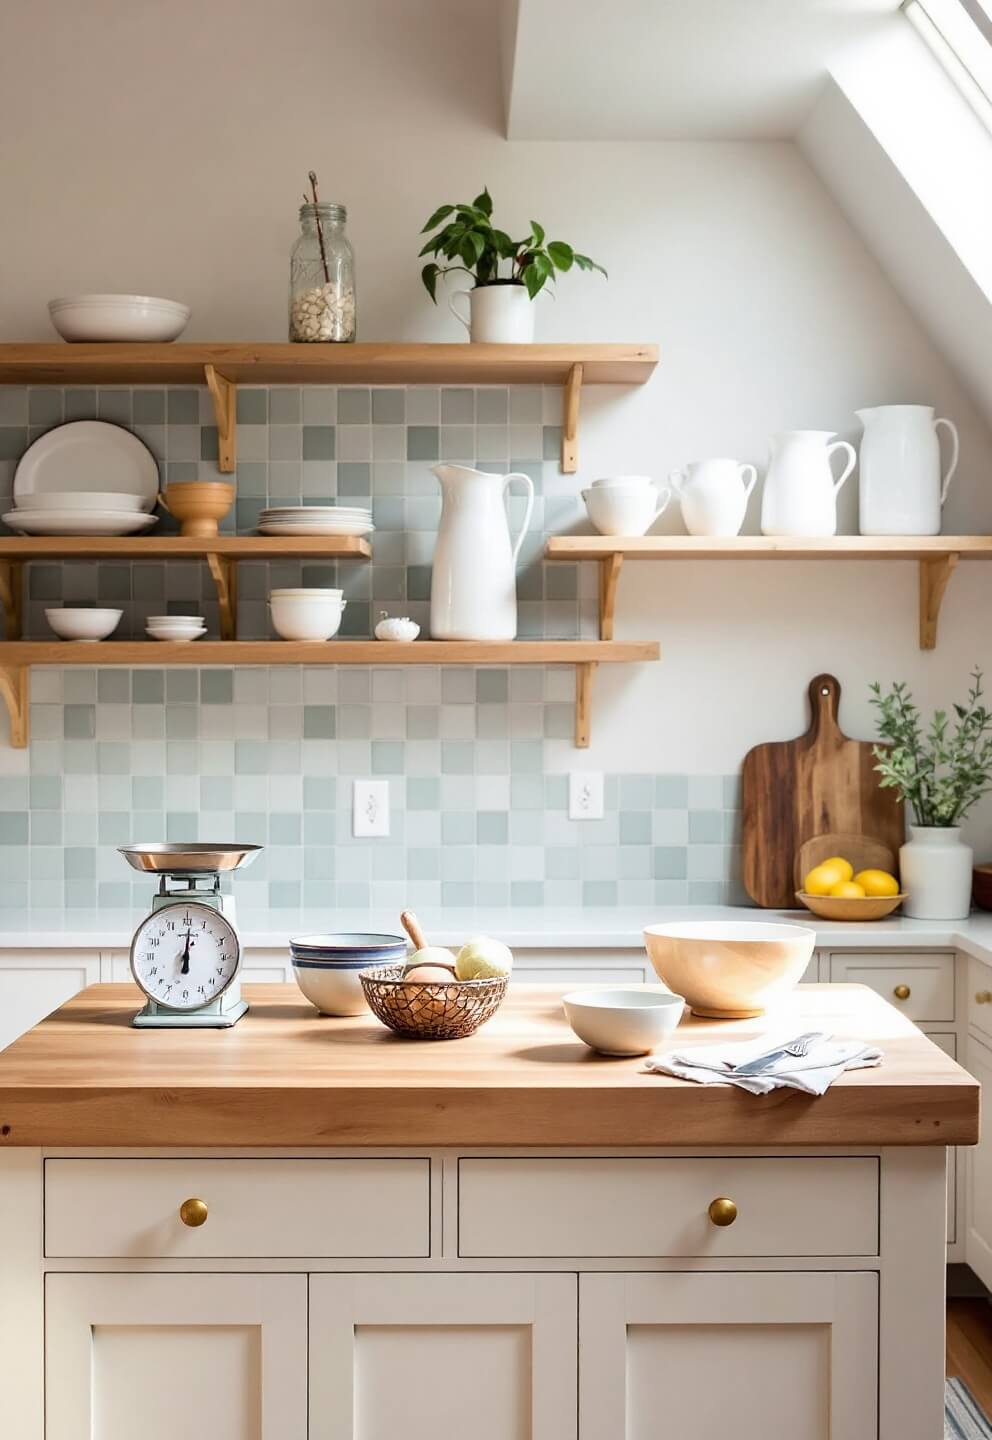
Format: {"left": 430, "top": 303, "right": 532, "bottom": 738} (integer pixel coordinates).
{"left": 870, "top": 669, "right": 992, "bottom": 918}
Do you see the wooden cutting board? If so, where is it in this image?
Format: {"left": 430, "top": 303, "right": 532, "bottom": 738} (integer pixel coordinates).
{"left": 742, "top": 674, "right": 904, "bottom": 908}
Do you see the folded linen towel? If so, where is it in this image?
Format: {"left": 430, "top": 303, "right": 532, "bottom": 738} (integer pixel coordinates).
{"left": 644, "top": 1032, "right": 883, "bottom": 1096}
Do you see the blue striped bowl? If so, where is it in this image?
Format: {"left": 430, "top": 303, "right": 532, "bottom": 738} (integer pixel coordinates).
{"left": 290, "top": 933, "right": 409, "bottom": 1016}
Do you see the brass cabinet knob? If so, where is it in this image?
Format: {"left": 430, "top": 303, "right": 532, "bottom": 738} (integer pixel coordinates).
{"left": 708, "top": 1197, "right": 738, "bottom": 1227}
{"left": 976, "top": 991, "right": 992, "bottom": 1005}
{"left": 179, "top": 1197, "right": 208, "bottom": 1228}
{"left": 893, "top": 984, "right": 911, "bottom": 1001}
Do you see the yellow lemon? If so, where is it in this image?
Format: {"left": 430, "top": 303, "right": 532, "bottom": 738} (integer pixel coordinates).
{"left": 854, "top": 868, "right": 899, "bottom": 898}
{"left": 821, "top": 855, "right": 854, "bottom": 882}
{"left": 804, "top": 861, "right": 848, "bottom": 895}
{"left": 830, "top": 880, "right": 867, "bottom": 899}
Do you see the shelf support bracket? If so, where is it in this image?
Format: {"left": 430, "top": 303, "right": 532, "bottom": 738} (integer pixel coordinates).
{"left": 561, "top": 363, "right": 583, "bottom": 473}
{"left": 919, "top": 552, "right": 958, "bottom": 649}
{"left": 204, "top": 364, "right": 236, "bottom": 474}
{"left": 598, "top": 553, "right": 624, "bottom": 641}
{"left": 575, "top": 661, "right": 596, "bottom": 748}
{"left": 0, "top": 665, "right": 28, "bottom": 748}
{"left": 206, "top": 553, "right": 238, "bottom": 641}
{"left": 0, "top": 561, "right": 24, "bottom": 640}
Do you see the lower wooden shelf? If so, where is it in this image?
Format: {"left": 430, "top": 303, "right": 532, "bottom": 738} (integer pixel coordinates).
{"left": 0, "top": 639, "right": 659, "bottom": 750}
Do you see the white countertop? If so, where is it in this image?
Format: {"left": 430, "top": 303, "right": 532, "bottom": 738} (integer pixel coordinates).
{"left": 4, "top": 906, "right": 992, "bottom": 963}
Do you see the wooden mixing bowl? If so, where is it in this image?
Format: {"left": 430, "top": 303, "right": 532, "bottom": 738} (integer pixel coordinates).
{"left": 159, "top": 481, "right": 235, "bottom": 537}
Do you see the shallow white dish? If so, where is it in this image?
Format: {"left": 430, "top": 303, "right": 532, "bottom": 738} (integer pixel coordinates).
{"left": 270, "top": 594, "right": 346, "bottom": 642}
{"left": 19, "top": 490, "right": 146, "bottom": 513}
{"left": 45, "top": 607, "right": 122, "bottom": 642}
{"left": 13, "top": 421, "right": 159, "bottom": 509}
{"left": 3, "top": 509, "right": 158, "bottom": 537}
{"left": 146, "top": 625, "right": 207, "bottom": 643}
{"left": 562, "top": 987, "right": 685, "bottom": 1056}
{"left": 259, "top": 522, "right": 374, "bottom": 536}
{"left": 48, "top": 294, "right": 190, "bottom": 343}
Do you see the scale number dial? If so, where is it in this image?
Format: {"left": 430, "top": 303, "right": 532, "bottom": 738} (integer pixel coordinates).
{"left": 130, "top": 903, "right": 241, "bottom": 1012}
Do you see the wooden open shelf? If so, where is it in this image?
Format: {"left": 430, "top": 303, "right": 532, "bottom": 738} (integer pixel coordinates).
{"left": 545, "top": 534, "right": 992, "bottom": 649}
{"left": 0, "top": 535, "right": 370, "bottom": 645}
{"left": 0, "top": 639, "right": 659, "bottom": 750}
{"left": 0, "top": 342, "right": 658, "bottom": 476}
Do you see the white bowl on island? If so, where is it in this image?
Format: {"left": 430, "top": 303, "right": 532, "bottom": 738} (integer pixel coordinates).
{"left": 643, "top": 920, "right": 815, "bottom": 1019}
{"left": 562, "top": 987, "right": 685, "bottom": 1056}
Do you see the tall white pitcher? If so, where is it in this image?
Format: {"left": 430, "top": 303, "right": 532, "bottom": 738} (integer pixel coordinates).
{"left": 760, "top": 430, "right": 857, "bottom": 537}
{"left": 430, "top": 464, "right": 535, "bottom": 640}
{"left": 857, "top": 404, "right": 959, "bottom": 535}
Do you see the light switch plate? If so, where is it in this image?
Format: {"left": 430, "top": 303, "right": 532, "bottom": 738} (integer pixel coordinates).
{"left": 353, "top": 779, "right": 390, "bottom": 837}
{"left": 569, "top": 771, "right": 604, "bottom": 820}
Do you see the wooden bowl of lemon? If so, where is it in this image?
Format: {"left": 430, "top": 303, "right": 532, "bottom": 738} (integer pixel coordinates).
{"left": 794, "top": 833, "right": 906, "bottom": 921}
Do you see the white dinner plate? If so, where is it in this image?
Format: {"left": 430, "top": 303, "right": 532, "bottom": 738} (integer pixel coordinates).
{"left": 260, "top": 510, "right": 371, "bottom": 520}
{"left": 13, "top": 421, "right": 159, "bottom": 510}
{"left": 3, "top": 509, "right": 159, "bottom": 536}
{"left": 258, "top": 522, "right": 374, "bottom": 536}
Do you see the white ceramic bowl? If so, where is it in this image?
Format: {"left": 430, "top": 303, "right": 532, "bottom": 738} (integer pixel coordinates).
{"left": 146, "top": 615, "right": 204, "bottom": 625}
{"left": 562, "top": 988, "right": 685, "bottom": 1056}
{"left": 643, "top": 921, "right": 816, "bottom": 1019}
{"left": 45, "top": 607, "right": 122, "bottom": 641}
{"left": 21, "top": 490, "right": 147, "bottom": 513}
{"left": 270, "top": 588, "right": 343, "bottom": 599}
{"left": 269, "top": 594, "right": 346, "bottom": 642}
{"left": 48, "top": 294, "right": 191, "bottom": 343}
{"left": 146, "top": 624, "right": 207, "bottom": 643}
{"left": 583, "top": 485, "right": 670, "bottom": 537}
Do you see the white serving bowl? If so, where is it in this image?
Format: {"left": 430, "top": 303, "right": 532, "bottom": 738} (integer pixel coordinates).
{"left": 269, "top": 594, "right": 346, "bottom": 642}
{"left": 643, "top": 920, "right": 815, "bottom": 1019}
{"left": 21, "top": 490, "right": 147, "bottom": 513}
{"left": 46, "top": 607, "right": 122, "bottom": 642}
{"left": 562, "top": 988, "right": 685, "bottom": 1056}
{"left": 48, "top": 294, "right": 191, "bottom": 343}
{"left": 146, "top": 624, "right": 207, "bottom": 643}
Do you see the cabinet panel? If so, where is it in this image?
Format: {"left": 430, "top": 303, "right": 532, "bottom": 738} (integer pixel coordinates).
{"left": 580, "top": 1271, "right": 877, "bottom": 1440}
{"left": 828, "top": 951, "right": 954, "bottom": 1023}
{"left": 968, "top": 955, "right": 992, "bottom": 1044}
{"left": 46, "top": 1272, "right": 307, "bottom": 1440}
{"left": 309, "top": 1273, "right": 576, "bottom": 1440}
{"left": 0, "top": 954, "right": 100, "bottom": 1051}
{"left": 966, "top": 1033, "right": 992, "bottom": 1290}
{"left": 926, "top": 1031, "right": 958, "bottom": 1243}
{"left": 459, "top": 1156, "right": 878, "bottom": 1258}
{"left": 517, "top": 966, "right": 648, "bottom": 984}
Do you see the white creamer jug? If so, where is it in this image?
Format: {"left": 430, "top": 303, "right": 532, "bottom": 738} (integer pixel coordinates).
{"left": 430, "top": 464, "right": 535, "bottom": 640}
{"left": 760, "top": 430, "right": 856, "bottom": 537}
{"left": 669, "top": 458, "right": 757, "bottom": 537}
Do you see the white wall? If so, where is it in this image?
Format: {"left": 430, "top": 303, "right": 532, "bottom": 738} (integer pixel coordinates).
{"left": 2, "top": 0, "right": 991, "bottom": 834}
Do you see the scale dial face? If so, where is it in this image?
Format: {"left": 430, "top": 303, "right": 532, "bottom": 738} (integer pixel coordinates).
{"left": 130, "top": 901, "right": 241, "bottom": 1012}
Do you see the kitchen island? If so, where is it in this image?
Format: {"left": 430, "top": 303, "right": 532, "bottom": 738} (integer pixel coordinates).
{"left": 0, "top": 982, "right": 978, "bottom": 1440}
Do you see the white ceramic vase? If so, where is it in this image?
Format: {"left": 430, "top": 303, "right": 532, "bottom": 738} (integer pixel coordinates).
{"left": 900, "top": 825, "right": 973, "bottom": 919}
{"left": 447, "top": 283, "right": 535, "bottom": 343}
{"left": 760, "top": 430, "right": 857, "bottom": 537}
{"left": 430, "top": 464, "right": 534, "bottom": 640}
{"left": 669, "top": 458, "right": 758, "bottom": 536}
{"left": 856, "top": 404, "right": 959, "bottom": 535}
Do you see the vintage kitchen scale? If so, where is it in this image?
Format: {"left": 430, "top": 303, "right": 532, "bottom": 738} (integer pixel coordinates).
{"left": 118, "top": 843, "right": 262, "bottom": 1028}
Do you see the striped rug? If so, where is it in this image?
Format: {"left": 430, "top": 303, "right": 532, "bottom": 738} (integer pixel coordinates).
{"left": 947, "top": 1378, "right": 992, "bottom": 1437}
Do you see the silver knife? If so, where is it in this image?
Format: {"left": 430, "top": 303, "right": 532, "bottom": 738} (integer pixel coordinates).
{"left": 731, "top": 1032, "right": 826, "bottom": 1077}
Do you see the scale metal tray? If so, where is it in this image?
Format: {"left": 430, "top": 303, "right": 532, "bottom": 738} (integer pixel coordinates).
{"left": 118, "top": 843, "right": 262, "bottom": 875}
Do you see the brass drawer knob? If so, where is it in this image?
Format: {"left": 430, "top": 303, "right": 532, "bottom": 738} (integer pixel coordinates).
{"left": 976, "top": 991, "right": 992, "bottom": 1005}
{"left": 179, "top": 1197, "right": 208, "bottom": 1228}
{"left": 893, "top": 984, "right": 911, "bottom": 1001}
{"left": 708, "top": 1197, "right": 738, "bottom": 1227}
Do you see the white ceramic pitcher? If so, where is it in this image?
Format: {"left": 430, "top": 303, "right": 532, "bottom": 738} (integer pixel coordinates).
{"left": 448, "top": 283, "right": 535, "bottom": 343}
{"left": 430, "top": 464, "right": 535, "bottom": 640}
{"left": 669, "top": 458, "right": 758, "bottom": 537}
{"left": 856, "top": 404, "right": 959, "bottom": 535}
{"left": 760, "top": 430, "right": 857, "bottom": 537}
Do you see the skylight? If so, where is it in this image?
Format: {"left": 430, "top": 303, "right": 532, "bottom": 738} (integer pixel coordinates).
{"left": 905, "top": 0, "right": 992, "bottom": 120}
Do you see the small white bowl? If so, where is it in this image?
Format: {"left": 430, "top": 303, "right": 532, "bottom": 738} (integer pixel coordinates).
{"left": 590, "top": 475, "right": 655, "bottom": 489}
{"left": 292, "top": 964, "right": 372, "bottom": 1017}
{"left": 46, "top": 607, "right": 122, "bottom": 642}
{"left": 562, "top": 987, "right": 685, "bottom": 1056}
{"left": 22, "top": 490, "right": 147, "bottom": 513}
{"left": 270, "top": 588, "right": 342, "bottom": 598}
{"left": 270, "top": 595, "right": 346, "bottom": 642}
{"left": 48, "top": 294, "right": 191, "bottom": 343}
{"left": 146, "top": 624, "right": 207, "bottom": 643}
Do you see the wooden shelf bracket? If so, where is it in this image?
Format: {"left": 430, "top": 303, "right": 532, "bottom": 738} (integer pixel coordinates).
{"left": 0, "top": 561, "right": 23, "bottom": 639}
{"left": 204, "top": 364, "right": 236, "bottom": 474}
{"left": 561, "top": 363, "right": 583, "bottom": 473}
{"left": 0, "top": 665, "right": 28, "bottom": 747}
{"left": 575, "top": 661, "right": 596, "bottom": 748}
{"left": 206, "top": 553, "right": 238, "bottom": 640}
{"left": 919, "top": 552, "right": 959, "bottom": 649}
{"left": 597, "top": 553, "right": 624, "bottom": 640}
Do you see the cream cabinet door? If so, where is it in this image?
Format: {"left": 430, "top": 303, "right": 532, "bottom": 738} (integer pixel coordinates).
{"left": 309, "top": 1273, "right": 576, "bottom": 1440}
{"left": 580, "top": 1271, "right": 877, "bottom": 1440}
{"left": 966, "top": 1034, "right": 992, "bottom": 1290}
{"left": 46, "top": 1273, "right": 307, "bottom": 1440}
{"left": 0, "top": 952, "right": 100, "bottom": 1051}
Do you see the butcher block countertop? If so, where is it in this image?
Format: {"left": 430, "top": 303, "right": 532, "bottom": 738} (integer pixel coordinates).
{"left": 0, "top": 983, "right": 978, "bottom": 1149}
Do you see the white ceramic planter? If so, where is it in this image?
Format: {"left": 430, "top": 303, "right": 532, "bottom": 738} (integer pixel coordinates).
{"left": 448, "top": 283, "right": 535, "bottom": 343}
{"left": 899, "top": 825, "right": 973, "bottom": 919}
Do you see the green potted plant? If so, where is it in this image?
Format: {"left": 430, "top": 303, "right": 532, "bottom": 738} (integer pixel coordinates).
{"left": 870, "top": 668, "right": 992, "bottom": 918}
{"left": 419, "top": 188, "right": 606, "bottom": 343}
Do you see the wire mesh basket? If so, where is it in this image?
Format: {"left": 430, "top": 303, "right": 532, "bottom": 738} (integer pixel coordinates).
{"left": 360, "top": 962, "right": 508, "bottom": 1040}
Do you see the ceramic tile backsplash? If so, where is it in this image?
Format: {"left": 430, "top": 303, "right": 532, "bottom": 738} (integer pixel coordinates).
{"left": 1, "top": 386, "right": 742, "bottom": 912}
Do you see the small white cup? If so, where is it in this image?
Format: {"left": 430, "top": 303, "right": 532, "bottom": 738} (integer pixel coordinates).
{"left": 582, "top": 485, "right": 671, "bottom": 536}
{"left": 269, "top": 595, "right": 346, "bottom": 642}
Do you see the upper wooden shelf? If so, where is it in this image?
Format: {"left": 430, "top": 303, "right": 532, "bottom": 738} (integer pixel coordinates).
{"left": 544, "top": 533, "right": 992, "bottom": 648}
{"left": 0, "top": 535, "right": 371, "bottom": 560}
{"left": 0, "top": 342, "right": 658, "bottom": 476}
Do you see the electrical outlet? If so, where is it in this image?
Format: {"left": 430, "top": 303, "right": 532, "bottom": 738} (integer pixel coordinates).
{"left": 569, "top": 771, "right": 604, "bottom": 820}
{"left": 353, "top": 779, "right": 390, "bottom": 837}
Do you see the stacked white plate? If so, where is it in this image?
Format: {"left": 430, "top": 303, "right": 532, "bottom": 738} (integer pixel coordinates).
{"left": 258, "top": 505, "right": 373, "bottom": 537}
{"left": 3, "top": 421, "right": 160, "bottom": 536}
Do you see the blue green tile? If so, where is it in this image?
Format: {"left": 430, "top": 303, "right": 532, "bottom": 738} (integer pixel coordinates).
{"left": 620, "top": 812, "right": 651, "bottom": 844}
{"left": 655, "top": 775, "right": 689, "bottom": 807}
{"left": 236, "top": 388, "right": 268, "bottom": 423}
{"left": 653, "top": 847, "right": 688, "bottom": 880}
{"left": 689, "top": 810, "right": 722, "bottom": 843}
{"left": 407, "top": 777, "right": 440, "bottom": 809}
{"left": 167, "top": 389, "right": 199, "bottom": 423}
{"left": 407, "top": 426, "right": 439, "bottom": 461}
{"left": 270, "top": 812, "right": 302, "bottom": 844}
{"left": 304, "top": 777, "right": 336, "bottom": 808}
{"left": 133, "top": 671, "right": 165, "bottom": 704}
{"left": 477, "top": 811, "right": 509, "bottom": 844}
{"left": 0, "top": 812, "right": 28, "bottom": 844}
{"left": 302, "top": 425, "right": 335, "bottom": 460}
{"left": 303, "top": 705, "right": 336, "bottom": 739}
{"left": 372, "top": 741, "right": 405, "bottom": 773}
{"left": 133, "top": 390, "right": 166, "bottom": 424}
{"left": 442, "top": 811, "right": 474, "bottom": 844}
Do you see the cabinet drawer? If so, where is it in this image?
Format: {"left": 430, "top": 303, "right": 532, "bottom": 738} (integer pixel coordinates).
{"left": 969, "top": 956, "right": 992, "bottom": 1044}
{"left": 828, "top": 951, "right": 954, "bottom": 1022}
{"left": 458, "top": 1157, "right": 878, "bottom": 1258}
{"left": 45, "top": 1157, "right": 430, "bottom": 1258}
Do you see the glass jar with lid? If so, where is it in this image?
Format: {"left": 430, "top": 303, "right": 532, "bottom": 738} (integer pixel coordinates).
{"left": 289, "top": 202, "right": 356, "bottom": 342}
